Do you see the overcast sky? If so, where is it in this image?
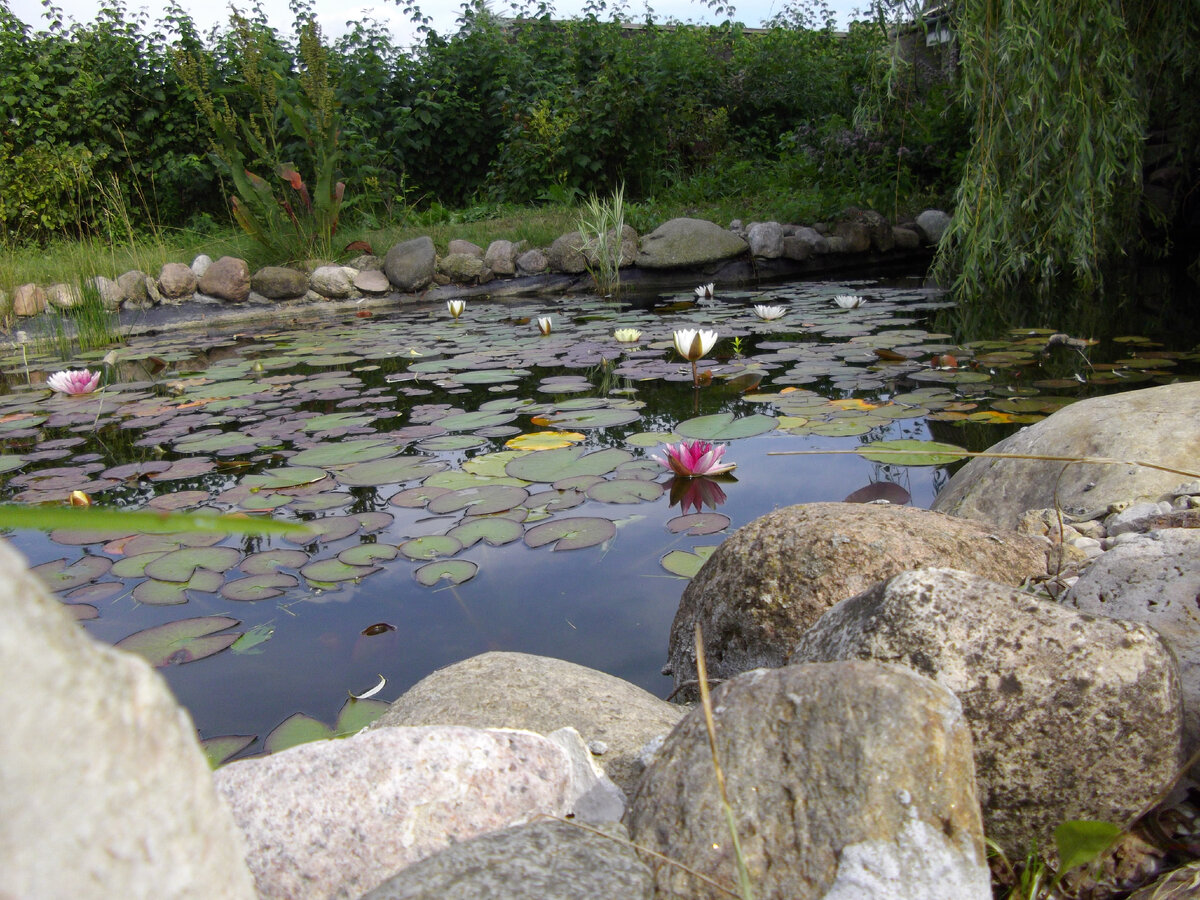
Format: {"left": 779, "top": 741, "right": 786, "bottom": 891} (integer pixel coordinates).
{"left": 8, "top": 0, "right": 868, "bottom": 48}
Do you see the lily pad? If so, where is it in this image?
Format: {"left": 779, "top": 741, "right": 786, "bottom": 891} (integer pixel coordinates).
{"left": 856, "top": 439, "right": 969, "bottom": 466}
{"left": 201, "top": 734, "right": 256, "bottom": 768}
{"left": 414, "top": 559, "right": 479, "bottom": 586}
{"left": 524, "top": 517, "right": 616, "bottom": 551}
{"left": 231, "top": 622, "right": 276, "bottom": 653}
{"left": 437, "top": 410, "right": 519, "bottom": 431}
{"left": 115, "top": 615, "right": 241, "bottom": 667}
{"left": 666, "top": 513, "right": 731, "bottom": 535}
{"left": 674, "top": 412, "right": 778, "bottom": 440}
{"left": 242, "top": 466, "right": 330, "bottom": 490}
{"left": 505, "top": 447, "right": 633, "bottom": 483}
{"left": 547, "top": 408, "right": 642, "bottom": 429}
{"left": 240, "top": 549, "right": 310, "bottom": 574}
{"left": 133, "top": 569, "right": 225, "bottom": 605}
{"left": 300, "top": 558, "right": 381, "bottom": 583}
{"left": 288, "top": 440, "right": 398, "bottom": 467}
{"left": 221, "top": 573, "right": 299, "bottom": 601}
{"left": 30, "top": 556, "right": 113, "bottom": 591}
{"left": 504, "top": 431, "right": 586, "bottom": 450}
{"left": 660, "top": 545, "right": 719, "bottom": 578}
{"left": 143, "top": 546, "right": 243, "bottom": 582}
{"left": 586, "top": 479, "right": 664, "bottom": 504}
{"left": 427, "top": 485, "right": 529, "bottom": 516}
{"left": 400, "top": 535, "right": 463, "bottom": 560}
{"left": 335, "top": 455, "right": 446, "bottom": 488}
{"left": 338, "top": 544, "right": 399, "bottom": 565}
{"left": 447, "top": 517, "right": 524, "bottom": 548}
{"left": 264, "top": 713, "right": 334, "bottom": 754}
{"left": 335, "top": 698, "right": 389, "bottom": 736}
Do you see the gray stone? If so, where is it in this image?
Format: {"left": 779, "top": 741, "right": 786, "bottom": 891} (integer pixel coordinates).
{"left": 46, "top": 282, "right": 81, "bottom": 309}
{"left": 548, "top": 231, "right": 589, "bottom": 274}
{"left": 384, "top": 236, "right": 437, "bottom": 292}
{"left": 747, "top": 221, "right": 785, "bottom": 258}
{"left": 369, "top": 651, "right": 684, "bottom": 797}
{"left": 191, "top": 253, "right": 213, "bottom": 277}
{"left": 932, "top": 382, "right": 1200, "bottom": 530}
{"left": 214, "top": 725, "right": 574, "bottom": 900}
{"left": 197, "top": 256, "right": 251, "bottom": 302}
{"left": 834, "top": 220, "right": 871, "bottom": 253}
{"left": 915, "top": 209, "right": 951, "bottom": 244}
{"left": 11, "top": 283, "right": 46, "bottom": 316}
{"left": 354, "top": 268, "right": 391, "bottom": 294}
{"left": 87, "top": 274, "right": 123, "bottom": 310}
{"left": 446, "top": 238, "right": 483, "bottom": 257}
{"left": 516, "top": 247, "right": 549, "bottom": 275}
{"left": 628, "top": 661, "right": 990, "bottom": 900}
{"left": 309, "top": 265, "right": 359, "bottom": 299}
{"left": 1105, "top": 500, "right": 1174, "bottom": 536}
{"left": 668, "top": 502, "right": 1052, "bottom": 699}
{"left": 144, "top": 275, "right": 163, "bottom": 305}
{"left": 781, "top": 234, "right": 813, "bottom": 260}
{"left": 439, "top": 252, "right": 486, "bottom": 283}
{"left": 116, "top": 269, "right": 150, "bottom": 304}
{"left": 361, "top": 820, "right": 652, "bottom": 900}
{"left": 635, "top": 217, "right": 749, "bottom": 269}
{"left": 825, "top": 234, "right": 850, "bottom": 253}
{"left": 0, "top": 539, "right": 255, "bottom": 899}
{"left": 892, "top": 225, "right": 921, "bottom": 249}
{"left": 158, "top": 262, "right": 198, "bottom": 300}
{"left": 251, "top": 266, "right": 309, "bottom": 300}
{"left": 485, "top": 239, "right": 519, "bottom": 276}
{"left": 543, "top": 727, "right": 625, "bottom": 823}
{"left": 793, "top": 225, "right": 830, "bottom": 254}
{"left": 1065, "top": 529, "right": 1200, "bottom": 771}
{"left": 790, "top": 567, "right": 1185, "bottom": 855}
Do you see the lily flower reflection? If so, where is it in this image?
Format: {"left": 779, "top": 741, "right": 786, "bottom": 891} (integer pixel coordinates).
{"left": 753, "top": 304, "right": 786, "bottom": 321}
{"left": 47, "top": 368, "right": 101, "bottom": 394}
{"left": 537, "top": 316, "right": 553, "bottom": 335}
{"left": 667, "top": 475, "right": 734, "bottom": 515}
{"left": 695, "top": 282, "right": 714, "bottom": 301}
{"left": 652, "top": 439, "right": 736, "bottom": 477}
{"left": 446, "top": 299, "right": 466, "bottom": 319}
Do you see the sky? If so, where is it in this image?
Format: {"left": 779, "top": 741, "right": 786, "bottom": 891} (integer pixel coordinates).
{"left": 8, "top": 0, "right": 867, "bottom": 49}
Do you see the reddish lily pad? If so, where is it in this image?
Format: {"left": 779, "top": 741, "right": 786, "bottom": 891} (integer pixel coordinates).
{"left": 133, "top": 569, "right": 225, "bottom": 605}
{"left": 64, "top": 602, "right": 100, "bottom": 620}
{"left": 524, "top": 517, "right": 616, "bottom": 551}
{"left": 115, "top": 615, "right": 241, "bottom": 666}
{"left": 221, "top": 573, "right": 299, "bottom": 601}
{"left": 30, "top": 556, "right": 113, "bottom": 591}
{"left": 844, "top": 482, "right": 912, "bottom": 504}
{"left": 666, "top": 513, "right": 731, "bottom": 535}
{"left": 143, "top": 546, "right": 243, "bottom": 582}
{"left": 414, "top": 559, "right": 479, "bottom": 587}
{"left": 64, "top": 581, "right": 126, "bottom": 603}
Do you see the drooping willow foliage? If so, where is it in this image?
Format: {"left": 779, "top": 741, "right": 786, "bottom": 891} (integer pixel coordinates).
{"left": 924, "top": 0, "right": 1199, "bottom": 310}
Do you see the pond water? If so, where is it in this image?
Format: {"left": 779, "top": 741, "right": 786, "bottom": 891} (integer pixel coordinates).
{"left": 2, "top": 275, "right": 1198, "bottom": 760}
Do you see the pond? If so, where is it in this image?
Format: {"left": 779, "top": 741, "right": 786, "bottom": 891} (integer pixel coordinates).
{"left": 2, "top": 274, "right": 1197, "bottom": 762}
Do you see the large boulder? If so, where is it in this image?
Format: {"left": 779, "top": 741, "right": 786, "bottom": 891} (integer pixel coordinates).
{"left": 384, "top": 236, "right": 436, "bottom": 292}
{"left": 1064, "top": 528, "right": 1200, "bottom": 771}
{"left": 252, "top": 265, "right": 309, "bottom": 300}
{"left": 158, "top": 261, "right": 198, "bottom": 299}
{"left": 485, "top": 239, "right": 519, "bottom": 276}
{"left": 627, "top": 661, "right": 990, "bottom": 900}
{"left": 117, "top": 269, "right": 151, "bottom": 305}
{"left": 635, "top": 217, "right": 748, "bottom": 269}
{"left": 0, "top": 539, "right": 255, "bottom": 899}
{"left": 197, "top": 255, "right": 251, "bottom": 302}
{"left": 668, "top": 502, "right": 1052, "bottom": 699}
{"left": 439, "top": 252, "right": 487, "bottom": 283}
{"left": 547, "top": 232, "right": 589, "bottom": 274}
{"left": 214, "top": 725, "right": 575, "bottom": 900}
{"left": 361, "top": 820, "right": 652, "bottom": 900}
{"left": 11, "top": 282, "right": 46, "bottom": 316}
{"left": 369, "top": 651, "right": 684, "bottom": 796}
{"left": 915, "top": 209, "right": 951, "bottom": 244}
{"left": 932, "top": 382, "right": 1200, "bottom": 530}
{"left": 309, "top": 264, "right": 359, "bottom": 299}
{"left": 746, "top": 221, "right": 784, "bottom": 258}
{"left": 790, "top": 567, "right": 1185, "bottom": 855}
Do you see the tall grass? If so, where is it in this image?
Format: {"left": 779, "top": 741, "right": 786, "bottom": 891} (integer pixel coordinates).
{"left": 578, "top": 184, "right": 627, "bottom": 298}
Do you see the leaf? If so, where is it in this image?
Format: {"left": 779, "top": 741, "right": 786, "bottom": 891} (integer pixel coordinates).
{"left": 221, "top": 573, "right": 298, "bottom": 602}
{"left": 143, "top": 546, "right": 243, "bottom": 582}
{"left": 855, "top": 439, "right": 969, "bottom": 466}
{"left": 264, "top": 713, "right": 334, "bottom": 754}
{"left": 674, "top": 412, "right": 777, "bottom": 440}
{"left": 288, "top": 440, "right": 398, "bottom": 467}
{"left": 585, "top": 479, "right": 664, "bottom": 504}
{"left": 300, "top": 558, "right": 381, "bottom": 583}
{"left": 524, "top": 517, "right": 616, "bottom": 551}
{"left": 504, "top": 447, "right": 632, "bottom": 483}
{"left": 349, "top": 674, "right": 386, "bottom": 699}
{"left": 115, "top": 615, "right": 241, "bottom": 667}
{"left": 0, "top": 504, "right": 308, "bottom": 538}
{"left": 335, "top": 698, "right": 389, "bottom": 736}
{"left": 231, "top": 623, "right": 276, "bottom": 654}
{"left": 414, "top": 559, "right": 479, "bottom": 586}
{"left": 132, "top": 569, "right": 225, "bottom": 606}
{"left": 201, "top": 734, "right": 256, "bottom": 768}
{"left": 30, "top": 556, "right": 112, "bottom": 591}
{"left": 335, "top": 455, "right": 446, "bottom": 487}
{"left": 660, "top": 546, "right": 718, "bottom": 578}
{"left": 1053, "top": 820, "right": 1122, "bottom": 877}
{"left": 504, "top": 431, "right": 586, "bottom": 450}
{"left": 400, "top": 535, "right": 463, "bottom": 560}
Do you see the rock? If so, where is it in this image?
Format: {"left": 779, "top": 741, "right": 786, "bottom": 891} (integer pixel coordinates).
{"left": 447, "top": 238, "right": 483, "bottom": 257}
{"left": 354, "top": 268, "right": 391, "bottom": 294}
{"left": 158, "top": 262, "right": 197, "bottom": 300}
{"left": 668, "top": 502, "right": 1052, "bottom": 699}
{"left": 627, "top": 661, "right": 990, "bottom": 900}
{"left": 360, "top": 820, "right": 652, "bottom": 900}
{"left": 781, "top": 234, "right": 813, "bottom": 260}
{"left": 1064, "top": 529, "right": 1200, "bottom": 771}
{"left": 542, "top": 727, "right": 626, "bottom": 824}
{"left": 11, "top": 283, "right": 46, "bottom": 316}
{"left": 606, "top": 223, "right": 638, "bottom": 268}
{"left": 793, "top": 225, "right": 830, "bottom": 254}
{"left": 45, "top": 282, "right": 81, "bottom": 309}
{"left": 0, "top": 539, "right": 255, "bottom": 898}
{"left": 790, "top": 567, "right": 1185, "bottom": 855}
{"left": 87, "top": 274, "right": 123, "bottom": 310}
{"left": 485, "top": 240, "right": 519, "bottom": 276}
{"left": 197, "top": 256, "right": 251, "bottom": 302}
{"left": 515, "top": 247, "right": 549, "bottom": 276}
{"left": 837, "top": 208, "right": 893, "bottom": 253}
{"left": 116, "top": 269, "right": 150, "bottom": 305}
{"left": 1106, "top": 500, "right": 1174, "bottom": 536}
{"left": 368, "top": 651, "right": 684, "bottom": 797}
{"left": 892, "top": 225, "right": 921, "bottom": 250}
{"left": 915, "top": 209, "right": 951, "bottom": 244}
{"left": 439, "top": 252, "right": 486, "bottom": 283}
{"left": 635, "top": 217, "right": 749, "bottom": 269}
{"left": 251, "top": 266, "right": 309, "bottom": 300}
{"left": 144, "top": 275, "right": 163, "bottom": 305}
{"left": 191, "top": 253, "right": 213, "bottom": 277}
{"left": 747, "top": 221, "right": 784, "bottom": 258}
{"left": 214, "top": 725, "right": 574, "bottom": 900}
{"left": 932, "top": 382, "right": 1200, "bottom": 530}
{"left": 834, "top": 220, "right": 871, "bottom": 253}
{"left": 347, "top": 253, "right": 382, "bottom": 271}
{"left": 825, "top": 234, "right": 850, "bottom": 253}
{"left": 309, "top": 265, "right": 359, "bottom": 299}
{"left": 384, "top": 236, "right": 436, "bottom": 292}
{"left": 547, "top": 231, "right": 589, "bottom": 274}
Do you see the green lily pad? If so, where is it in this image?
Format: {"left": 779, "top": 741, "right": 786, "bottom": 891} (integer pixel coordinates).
{"left": 856, "top": 439, "right": 969, "bottom": 466}
{"left": 231, "top": 622, "right": 276, "bottom": 653}
{"left": 221, "top": 573, "right": 299, "bottom": 601}
{"left": 416, "top": 434, "right": 487, "bottom": 451}
{"left": 63, "top": 581, "right": 126, "bottom": 603}
{"left": 264, "top": 713, "right": 334, "bottom": 754}
{"left": 447, "top": 517, "right": 524, "bottom": 548}
{"left": 335, "top": 455, "right": 446, "bottom": 488}
{"left": 201, "top": 734, "right": 256, "bottom": 768}
{"left": 0, "top": 454, "right": 28, "bottom": 474}
{"left": 335, "top": 698, "right": 389, "bottom": 736}
{"left": 284, "top": 515, "right": 361, "bottom": 544}
{"left": 660, "top": 546, "right": 719, "bottom": 578}
{"left": 505, "top": 447, "right": 633, "bottom": 483}
{"left": 288, "top": 440, "right": 398, "bottom": 467}
{"left": 388, "top": 486, "right": 452, "bottom": 508}
{"left": 301, "top": 412, "right": 376, "bottom": 432}
{"left": 524, "top": 517, "right": 616, "bottom": 551}
{"left": 111, "top": 552, "right": 168, "bottom": 578}
{"left": 547, "top": 408, "right": 642, "bottom": 429}
{"left": 300, "top": 558, "right": 382, "bottom": 582}
{"left": 132, "top": 569, "right": 225, "bottom": 605}
{"left": 450, "top": 369, "right": 529, "bottom": 385}
{"left": 243, "top": 466, "right": 330, "bottom": 490}
{"left": 427, "top": 484, "right": 529, "bottom": 515}
{"left": 338, "top": 544, "right": 399, "bottom": 565}
{"left": 143, "top": 546, "right": 243, "bottom": 582}
{"left": 666, "top": 513, "right": 731, "bottom": 535}
{"left": 240, "top": 549, "right": 310, "bottom": 574}
{"left": 438, "top": 410, "right": 519, "bottom": 431}
{"left": 414, "top": 559, "right": 479, "bottom": 586}
{"left": 115, "top": 615, "right": 241, "bottom": 666}
{"left": 585, "top": 480, "right": 664, "bottom": 504}
{"left": 30, "top": 556, "right": 113, "bottom": 591}
{"left": 674, "top": 412, "right": 778, "bottom": 441}
{"left": 400, "top": 535, "right": 463, "bottom": 560}
{"left": 624, "top": 431, "right": 678, "bottom": 448}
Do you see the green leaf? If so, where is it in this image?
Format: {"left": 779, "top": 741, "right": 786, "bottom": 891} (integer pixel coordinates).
{"left": 660, "top": 546, "right": 718, "bottom": 578}
{"left": 524, "top": 516, "right": 616, "bottom": 551}
{"left": 264, "top": 713, "right": 334, "bottom": 754}
{"left": 115, "top": 615, "right": 241, "bottom": 667}
{"left": 201, "top": 734, "right": 256, "bottom": 769}
{"left": 334, "top": 698, "right": 389, "bottom": 736}
{"left": 855, "top": 440, "right": 969, "bottom": 466}
{"left": 504, "top": 447, "right": 632, "bottom": 483}
{"left": 221, "top": 573, "right": 298, "bottom": 602}
{"left": 675, "top": 412, "right": 778, "bottom": 440}
{"left": 231, "top": 622, "right": 276, "bottom": 654}
{"left": 0, "top": 504, "right": 309, "bottom": 538}
{"left": 414, "top": 559, "right": 479, "bottom": 586}
{"left": 288, "top": 440, "right": 398, "bottom": 467}
{"left": 1053, "top": 820, "right": 1122, "bottom": 877}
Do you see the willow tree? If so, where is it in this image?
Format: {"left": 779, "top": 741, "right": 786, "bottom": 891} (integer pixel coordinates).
{"left": 910, "top": 0, "right": 1198, "bottom": 310}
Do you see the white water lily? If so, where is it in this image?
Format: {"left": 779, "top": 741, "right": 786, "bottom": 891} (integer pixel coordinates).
{"left": 673, "top": 328, "right": 718, "bottom": 361}
{"left": 614, "top": 328, "right": 642, "bottom": 342}
{"left": 536, "top": 316, "right": 553, "bottom": 335}
{"left": 446, "top": 299, "right": 466, "bottom": 318}
{"left": 694, "top": 282, "right": 715, "bottom": 301}
{"left": 753, "top": 304, "right": 786, "bottom": 321}
{"left": 832, "top": 294, "right": 864, "bottom": 309}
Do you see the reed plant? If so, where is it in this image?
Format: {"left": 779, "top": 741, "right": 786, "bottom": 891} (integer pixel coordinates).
{"left": 578, "top": 184, "right": 626, "bottom": 298}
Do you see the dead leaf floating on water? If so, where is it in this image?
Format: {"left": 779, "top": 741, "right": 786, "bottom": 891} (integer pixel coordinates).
{"left": 361, "top": 623, "right": 396, "bottom": 636}
{"left": 349, "top": 674, "right": 386, "bottom": 700}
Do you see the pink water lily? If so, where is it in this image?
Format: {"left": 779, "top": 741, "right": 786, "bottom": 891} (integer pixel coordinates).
{"left": 652, "top": 439, "right": 736, "bottom": 477}
{"left": 47, "top": 368, "right": 101, "bottom": 395}
{"left": 668, "top": 475, "right": 730, "bottom": 514}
